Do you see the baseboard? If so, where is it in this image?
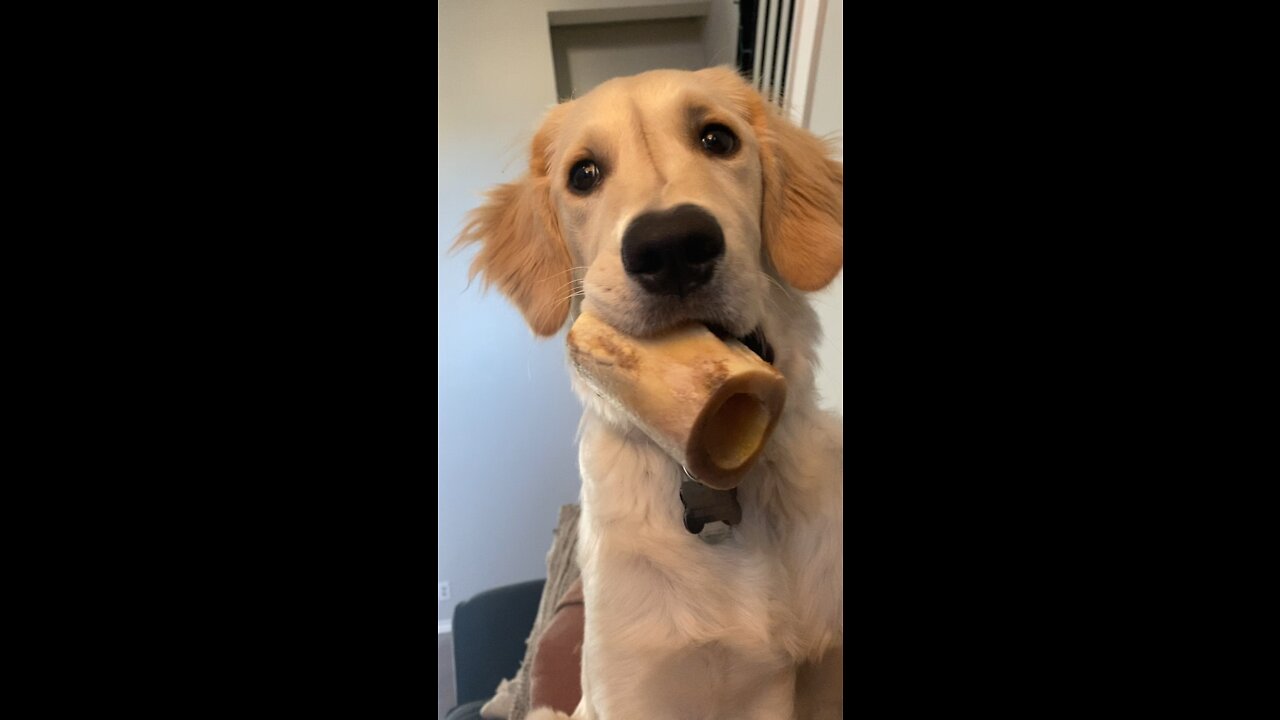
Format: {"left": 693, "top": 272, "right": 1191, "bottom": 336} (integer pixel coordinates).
{"left": 438, "top": 620, "right": 452, "bottom": 634}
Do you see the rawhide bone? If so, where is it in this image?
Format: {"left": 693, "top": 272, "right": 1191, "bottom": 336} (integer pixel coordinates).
{"left": 567, "top": 311, "right": 787, "bottom": 489}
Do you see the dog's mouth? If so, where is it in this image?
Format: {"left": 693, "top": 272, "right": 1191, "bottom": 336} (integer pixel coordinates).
{"left": 706, "top": 324, "right": 774, "bottom": 365}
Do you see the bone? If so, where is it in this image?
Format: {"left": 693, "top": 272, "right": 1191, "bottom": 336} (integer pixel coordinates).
{"left": 566, "top": 311, "right": 787, "bottom": 489}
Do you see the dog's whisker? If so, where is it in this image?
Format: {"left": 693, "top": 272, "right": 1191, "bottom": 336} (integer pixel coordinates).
{"left": 759, "top": 272, "right": 797, "bottom": 304}
{"left": 547, "top": 278, "right": 586, "bottom": 294}
{"left": 528, "top": 290, "right": 587, "bottom": 323}
{"left": 537, "top": 268, "right": 587, "bottom": 285}
{"left": 536, "top": 274, "right": 584, "bottom": 292}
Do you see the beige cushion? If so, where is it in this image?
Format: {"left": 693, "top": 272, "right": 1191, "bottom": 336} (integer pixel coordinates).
{"left": 507, "top": 505, "right": 581, "bottom": 720}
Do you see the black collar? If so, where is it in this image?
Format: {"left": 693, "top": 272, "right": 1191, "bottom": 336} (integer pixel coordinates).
{"left": 679, "top": 472, "right": 742, "bottom": 536}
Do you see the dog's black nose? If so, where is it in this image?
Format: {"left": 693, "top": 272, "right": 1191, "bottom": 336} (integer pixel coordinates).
{"left": 621, "top": 205, "right": 725, "bottom": 296}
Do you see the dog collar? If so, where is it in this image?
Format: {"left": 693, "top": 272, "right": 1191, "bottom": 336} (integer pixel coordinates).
{"left": 679, "top": 468, "right": 742, "bottom": 540}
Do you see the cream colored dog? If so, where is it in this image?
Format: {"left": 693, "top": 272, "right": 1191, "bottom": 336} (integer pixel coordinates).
{"left": 457, "top": 67, "right": 843, "bottom": 720}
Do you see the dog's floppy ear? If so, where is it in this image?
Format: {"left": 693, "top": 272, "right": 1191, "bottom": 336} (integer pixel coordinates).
{"left": 747, "top": 82, "right": 844, "bottom": 291}
{"left": 454, "top": 107, "right": 572, "bottom": 336}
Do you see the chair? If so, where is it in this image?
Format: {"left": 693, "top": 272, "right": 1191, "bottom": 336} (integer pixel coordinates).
{"left": 445, "top": 579, "right": 545, "bottom": 720}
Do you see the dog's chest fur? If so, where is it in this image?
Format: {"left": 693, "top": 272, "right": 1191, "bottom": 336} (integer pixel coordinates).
{"left": 574, "top": 402, "right": 843, "bottom": 670}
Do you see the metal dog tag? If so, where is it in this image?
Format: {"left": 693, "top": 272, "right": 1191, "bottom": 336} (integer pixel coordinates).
{"left": 679, "top": 468, "right": 742, "bottom": 543}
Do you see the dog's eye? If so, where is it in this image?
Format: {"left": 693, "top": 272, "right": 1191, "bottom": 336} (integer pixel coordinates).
{"left": 699, "top": 125, "right": 737, "bottom": 156}
{"left": 569, "top": 160, "right": 602, "bottom": 193}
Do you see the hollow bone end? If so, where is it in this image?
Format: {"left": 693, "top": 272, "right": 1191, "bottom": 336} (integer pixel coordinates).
{"left": 684, "top": 370, "right": 787, "bottom": 489}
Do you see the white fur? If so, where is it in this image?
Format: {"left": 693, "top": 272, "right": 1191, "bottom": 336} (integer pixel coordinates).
{"left": 558, "top": 281, "right": 843, "bottom": 719}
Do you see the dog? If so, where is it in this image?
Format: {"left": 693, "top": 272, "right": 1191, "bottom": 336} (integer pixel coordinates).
{"left": 456, "top": 67, "right": 843, "bottom": 719}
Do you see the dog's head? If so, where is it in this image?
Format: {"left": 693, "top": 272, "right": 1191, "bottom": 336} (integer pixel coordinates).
{"left": 456, "top": 67, "right": 842, "bottom": 392}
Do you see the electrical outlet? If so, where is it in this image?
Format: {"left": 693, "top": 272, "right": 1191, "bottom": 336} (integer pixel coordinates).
{"left": 438, "top": 581, "right": 450, "bottom": 601}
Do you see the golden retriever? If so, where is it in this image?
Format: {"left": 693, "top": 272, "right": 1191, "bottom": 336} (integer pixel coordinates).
{"left": 456, "top": 67, "right": 843, "bottom": 720}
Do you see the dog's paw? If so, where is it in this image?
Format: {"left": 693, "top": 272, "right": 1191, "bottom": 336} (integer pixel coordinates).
{"left": 524, "top": 709, "right": 573, "bottom": 720}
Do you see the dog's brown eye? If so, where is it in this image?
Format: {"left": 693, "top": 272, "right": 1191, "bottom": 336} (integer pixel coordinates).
{"left": 699, "top": 125, "right": 737, "bottom": 156}
{"left": 569, "top": 160, "right": 602, "bottom": 193}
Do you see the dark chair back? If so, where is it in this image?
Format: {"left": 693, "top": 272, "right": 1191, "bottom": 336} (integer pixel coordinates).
{"left": 451, "top": 579, "right": 545, "bottom": 706}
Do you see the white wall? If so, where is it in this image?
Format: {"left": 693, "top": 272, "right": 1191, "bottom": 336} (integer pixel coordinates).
{"left": 438, "top": 0, "right": 581, "bottom": 624}
{"left": 552, "top": 18, "right": 708, "bottom": 100}
{"left": 548, "top": 0, "right": 714, "bottom": 25}
{"left": 806, "top": 0, "right": 844, "bottom": 413}
{"left": 549, "top": 0, "right": 738, "bottom": 100}
{"left": 702, "top": 0, "right": 742, "bottom": 67}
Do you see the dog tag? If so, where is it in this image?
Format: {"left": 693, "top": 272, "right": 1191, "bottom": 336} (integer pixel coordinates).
{"left": 679, "top": 471, "right": 742, "bottom": 541}
{"left": 697, "top": 521, "right": 733, "bottom": 544}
